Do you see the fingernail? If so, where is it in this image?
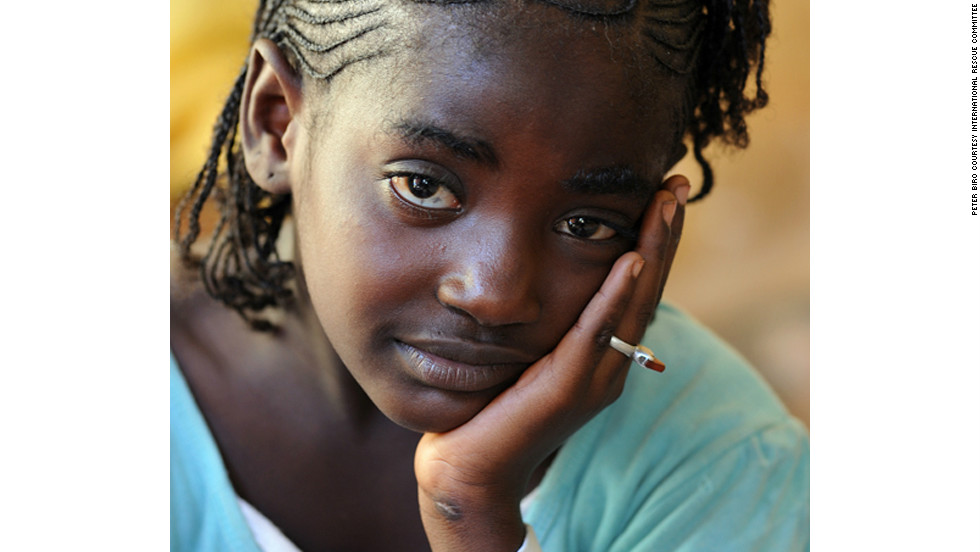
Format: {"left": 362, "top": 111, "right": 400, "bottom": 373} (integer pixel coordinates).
{"left": 662, "top": 200, "right": 677, "bottom": 226}
{"left": 631, "top": 257, "right": 645, "bottom": 279}
{"left": 676, "top": 184, "right": 690, "bottom": 206}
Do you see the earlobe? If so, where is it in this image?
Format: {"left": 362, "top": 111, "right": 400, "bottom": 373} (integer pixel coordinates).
{"left": 240, "top": 38, "right": 303, "bottom": 195}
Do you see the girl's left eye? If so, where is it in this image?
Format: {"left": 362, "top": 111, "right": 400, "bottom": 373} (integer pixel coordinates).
{"left": 555, "top": 216, "right": 618, "bottom": 241}
{"left": 388, "top": 174, "right": 461, "bottom": 210}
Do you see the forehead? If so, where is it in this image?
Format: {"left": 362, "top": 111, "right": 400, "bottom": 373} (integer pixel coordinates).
{"left": 309, "top": 2, "right": 685, "bottom": 173}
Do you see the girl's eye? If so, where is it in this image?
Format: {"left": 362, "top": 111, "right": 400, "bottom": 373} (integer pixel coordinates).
{"left": 389, "top": 174, "right": 461, "bottom": 210}
{"left": 556, "top": 216, "right": 618, "bottom": 241}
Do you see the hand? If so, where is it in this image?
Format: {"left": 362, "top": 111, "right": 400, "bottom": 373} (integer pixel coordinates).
{"left": 416, "top": 175, "right": 690, "bottom": 551}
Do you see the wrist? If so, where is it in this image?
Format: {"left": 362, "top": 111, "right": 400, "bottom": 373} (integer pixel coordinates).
{"left": 418, "top": 483, "right": 526, "bottom": 552}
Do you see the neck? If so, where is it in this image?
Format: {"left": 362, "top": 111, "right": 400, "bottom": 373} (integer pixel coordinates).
{"left": 258, "top": 215, "right": 383, "bottom": 426}
{"left": 170, "top": 233, "right": 384, "bottom": 432}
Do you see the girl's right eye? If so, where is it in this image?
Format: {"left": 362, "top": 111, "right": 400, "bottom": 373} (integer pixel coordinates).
{"left": 388, "top": 174, "right": 461, "bottom": 211}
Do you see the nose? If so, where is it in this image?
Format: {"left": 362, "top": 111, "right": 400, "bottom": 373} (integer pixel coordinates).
{"left": 436, "top": 229, "right": 542, "bottom": 327}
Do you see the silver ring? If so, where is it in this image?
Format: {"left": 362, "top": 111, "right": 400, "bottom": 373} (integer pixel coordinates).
{"left": 610, "top": 336, "right": 666, "bottom": 372}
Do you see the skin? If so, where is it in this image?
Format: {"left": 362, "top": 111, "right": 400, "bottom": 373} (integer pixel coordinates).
{"left": 172, "top": 6, "right": 691, "bottom": 551}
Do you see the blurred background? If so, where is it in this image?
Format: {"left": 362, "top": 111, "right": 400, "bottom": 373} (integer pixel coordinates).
{"left": 170, "top": 0, "right": 810, "bottom": 425}
{"left": 665, "top": 1, "right": 809, "bottom": 426}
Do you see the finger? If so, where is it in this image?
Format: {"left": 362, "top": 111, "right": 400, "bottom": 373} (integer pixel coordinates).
{"left": 613, "top": 186, "right": 678, "bottom": 344}
{"left": 545, "top": 251, "right": 645, "bottom": 387}
{"left": 479, "top": 250, "right": 644, "bottom": 450}
{"left": 583, "top": 183, "right": 680, "bottom": 393}
{"left": 654, "top": 174, "right": 690, "bottom": 308}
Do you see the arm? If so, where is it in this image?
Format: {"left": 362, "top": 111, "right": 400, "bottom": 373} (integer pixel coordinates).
{"left": 415, "top": 176, "right": 690, "bottom": 552}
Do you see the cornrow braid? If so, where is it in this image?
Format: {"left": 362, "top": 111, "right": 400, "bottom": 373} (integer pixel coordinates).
{"left": 174, "top": 0, "right": 771, "bottom": 329}
{"left": 174, "top": 0, "right": 392, "bottom": 330}
{"left": 526, "top": 0, "right": 771, "bottom": 200}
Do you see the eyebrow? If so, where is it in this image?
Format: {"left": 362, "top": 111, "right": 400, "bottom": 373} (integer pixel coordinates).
{"left": 561, "top": 166, "right": 654, "bottom": 197}
{"left": 389, "top": 120, "right": 499, "bottom": 166}
{"left": 387, "top": 120, "right": 653, "bottom": 197}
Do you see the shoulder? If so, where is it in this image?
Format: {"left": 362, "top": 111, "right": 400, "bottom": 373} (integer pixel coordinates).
{"left": 171, "top": 356, "right": 264, "bottom": 552}
{"left": 525, "top": 303, "right": 809, "bottom": 551}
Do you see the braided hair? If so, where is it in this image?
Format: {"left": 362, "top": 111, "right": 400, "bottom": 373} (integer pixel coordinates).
{"left": 173, "top": 0, "right": 771, "bottom": 330}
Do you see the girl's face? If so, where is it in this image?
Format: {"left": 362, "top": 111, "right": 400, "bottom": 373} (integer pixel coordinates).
{"left": 287, "top": 8, "right": 684, "bottom": 432}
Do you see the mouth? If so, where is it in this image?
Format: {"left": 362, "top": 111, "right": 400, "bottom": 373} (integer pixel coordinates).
{"left": 394, "top": 339, "right": 534, "bottom": 393}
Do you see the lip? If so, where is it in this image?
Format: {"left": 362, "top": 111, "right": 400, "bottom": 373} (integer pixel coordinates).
{"left": 394, "top": 339, "right": 535, "bottom": 393}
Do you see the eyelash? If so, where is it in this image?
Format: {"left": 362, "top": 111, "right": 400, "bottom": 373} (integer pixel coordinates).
{"left": 383, "top": 169, "right": 636, "bottom": 243}
{"left": 385, "top": 172, "right": 462, "bottom": 212}
{"left": 554, "top": 217, "right": 637, "bottom": 242}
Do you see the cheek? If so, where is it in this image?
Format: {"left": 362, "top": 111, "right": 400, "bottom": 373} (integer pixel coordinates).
{"left": 292, "top": 183, "right": 440, "bottom": 340}
{"left": 540, "top": 260, "right": 612, "bottom": 339}
{"left": 291, "top": 154, "right": 623, "bottom": 362}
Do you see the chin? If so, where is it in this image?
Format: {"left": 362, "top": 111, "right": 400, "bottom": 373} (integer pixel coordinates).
{"left": 378, "top": 389, "right": 495, "bottom": 434}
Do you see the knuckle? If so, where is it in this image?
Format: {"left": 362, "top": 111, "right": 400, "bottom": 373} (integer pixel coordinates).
{"left": 545, "top": 380, "right": 588, "bottom": 412}
{"left": 633, "top": 306, "right": 657, "bottom": 329}
{"left": 593, "top": 318, "right": 617, "bottom": 354}
{"left": 557, "top": 389, "right": 588, "bottom": 412}
{"left": 604, "top": 380, "right": 627, "bottom": 406}
{"left": 593, "top": 372, "right": 628, "bottom": 410}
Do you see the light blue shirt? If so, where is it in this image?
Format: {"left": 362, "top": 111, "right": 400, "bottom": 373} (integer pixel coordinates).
{"left": 171, "top": 304, "right": 809, "bottom": 551}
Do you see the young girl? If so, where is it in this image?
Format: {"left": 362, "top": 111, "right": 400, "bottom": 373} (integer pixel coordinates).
{"left": 170, "top": 0, "right": 809, "bottom": 550}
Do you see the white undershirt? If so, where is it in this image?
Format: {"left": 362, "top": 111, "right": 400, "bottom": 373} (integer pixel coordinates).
{"left": 237, "top": 497, "right": 302, "bottom": 552}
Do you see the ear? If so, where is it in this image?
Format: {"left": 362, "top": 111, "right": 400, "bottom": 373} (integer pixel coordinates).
{"left": 241, "top": 38, "right": 303, "bottom": 195}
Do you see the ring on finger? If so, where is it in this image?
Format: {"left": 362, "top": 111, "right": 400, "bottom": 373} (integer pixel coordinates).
{"left": 609, "top": 336, "right": 666, "bottom": 372}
